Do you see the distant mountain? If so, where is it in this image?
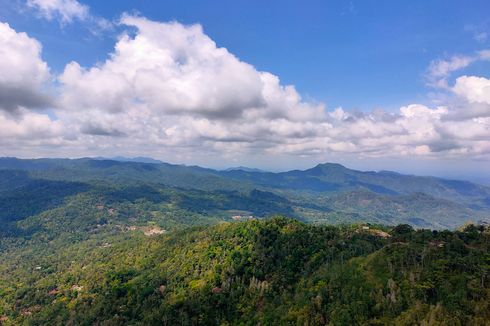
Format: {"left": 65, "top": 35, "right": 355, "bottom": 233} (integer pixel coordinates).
{"left": 224, "top": 166, "right": 267, "bottom": 173}
{"left": 93, "top": 156, "right": 164, "bottom": 164}
{"left": 219, "top": 162, "right": 490, "bottom": 208}
{"left": 0, "top": 157, "right": 489, "bottom": 229}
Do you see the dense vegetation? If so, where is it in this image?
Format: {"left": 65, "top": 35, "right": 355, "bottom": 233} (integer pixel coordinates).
{"left": 0, "top": 158, "right": 489, "bottom": 325}
{"left": 0, "top": 218, "right": 488, "bottom": 325}
{"left": 1, "top": 157, "right": 489, "bottom": 230}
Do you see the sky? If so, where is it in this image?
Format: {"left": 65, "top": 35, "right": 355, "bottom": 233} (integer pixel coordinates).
{"left": 0, "top": 0, "right": 489, "bottom": 181}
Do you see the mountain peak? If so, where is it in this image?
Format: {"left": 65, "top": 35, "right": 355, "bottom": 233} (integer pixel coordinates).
{"left": 314, "top": 162, "right": 346, "bottom": 169}
{"left": 93, "top": 156, "right": 163, "bottom": 164}
{"left": 307, "top": 162, "right": 348, "bottom": 174}
{"left": 224, "top": 166, "right": 267, "bottom": 173}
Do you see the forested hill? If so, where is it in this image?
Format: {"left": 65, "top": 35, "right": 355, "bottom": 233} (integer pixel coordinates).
{"left": 0, "top": 157, "right": 489, "bottom": 229}
{"left": 0, "top": 158, "right": 489, "bottom": 324}
{"left": 0, "top": 218, "right": 488, "bottom": 325}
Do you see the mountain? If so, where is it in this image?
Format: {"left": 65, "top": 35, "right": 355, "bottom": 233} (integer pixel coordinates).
{"left": 224, "top": 166, "right": 267, "bottom": 173}
{"left": 219, "top": 162, "right": 490, "bottom": 207}
{"left": 1, "top": 158, "right": 489, "bottom": 324}
{"left": 1, "top": 218, "right": 488, "bottom": 325}
{"left": 0, "top": 157, "right": 489, "bottom": 230}
{"left": 93, "top": 156, "right": 164, "bottom": 164}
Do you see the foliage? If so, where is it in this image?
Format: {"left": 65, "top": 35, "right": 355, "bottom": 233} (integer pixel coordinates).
{"left": 0, "top": 158, "right": 489, "bottom": 324}
{"left": 0, "top": 218, "right": 488, "bottom": 325}
{"left": 1, "top": 158, "right": 489, "bottom": 229}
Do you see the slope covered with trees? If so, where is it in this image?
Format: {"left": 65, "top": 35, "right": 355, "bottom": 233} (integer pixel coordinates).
{"left": 0, "top": 158, "right": 489, "bottom": 325}
{"left": 1, "top": 158, "right": 489, "bottom": 230}
{"left": 0, "top": 218, "right": 488, "bottom": 325}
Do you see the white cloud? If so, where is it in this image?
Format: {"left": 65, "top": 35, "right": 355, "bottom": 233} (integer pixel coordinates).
{"left": 60, "top": 16, "right": 265, "bottom": 119}
{"left": 27, "top": 0, "right": 89, "bottom": 23}
{"left": 453, "top": 76, "right": 490, "bottom": 105}
{"left": 57, "top": 15, "right": 326, "bottom": 147}
{"left": 0, "top": 110, "right": 63, "bottom": 140}
{"left": 26, "top": 0, "right": 112, "bottom": 34}
{"left": 0, "top": 22, "right": 52, "bottom": 114}
{"left": 427, "top": 55, "right": 475, "bottom": 88}
{"left": 1, "top": 17, "right": 490, "bottom": 164}
{"left": 426, "top": 50, "right": 490, "bottom": 88}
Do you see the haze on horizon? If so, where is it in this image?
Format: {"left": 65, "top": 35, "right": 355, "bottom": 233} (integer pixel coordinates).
{"left": 1, "top": 0, "right": 489, "bottom": 182}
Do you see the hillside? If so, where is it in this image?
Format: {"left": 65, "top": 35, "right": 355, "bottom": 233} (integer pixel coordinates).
{"left": 219, "top": 163, "right": 490, "bottom": 208}
{"left": 0, "top": 157, "right": 489, "bottom": 230}
{"left": 0, "top": 218, "right": 488, "bottom": 325}
{"left": 0, "top": 159, "right": 489, "bottom": 325}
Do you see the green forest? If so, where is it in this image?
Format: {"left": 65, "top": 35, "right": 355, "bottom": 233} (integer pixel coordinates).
{"left": 0, "top": 159, "right": 489, "bottom": 325}
{"left": 1, "top": 218, "right": 489, "bottom": 325}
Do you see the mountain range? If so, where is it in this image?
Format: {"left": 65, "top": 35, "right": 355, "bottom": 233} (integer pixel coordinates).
{"left": 0, "top": 157, "right": 489, "bottom": 231}
{"left": 1, "top": 157, "right": 489, "bottom": 324}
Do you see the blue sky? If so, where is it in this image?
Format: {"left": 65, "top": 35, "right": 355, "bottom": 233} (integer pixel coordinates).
{"left": 0, "top": 0, "right": 490, "bottom": 181}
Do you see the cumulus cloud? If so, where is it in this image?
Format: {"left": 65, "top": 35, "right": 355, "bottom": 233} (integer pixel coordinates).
{"left": 453, "top": 76, "right": 490, "bottom": 105}
{"left": 0, "top": 110, "right": 63, "bottom": 141}
{"left": 0, "top": 22, "right": 52, "bottom": 114}
{"left": 425, "top": 51, "right": 490, "bottom": 121}
{"left": 57, "top": 15, "right": 326, "bottom": 146}
{"left": 1, "top": 16, "right": 490, "bottom": 164}
{"left": 60, "top": 16, "right": 266, "bottom": 119}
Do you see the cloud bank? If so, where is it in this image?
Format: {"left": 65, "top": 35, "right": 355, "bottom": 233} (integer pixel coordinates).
{"left": 0, "top": 12, "right": 489, "bottom": 166}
